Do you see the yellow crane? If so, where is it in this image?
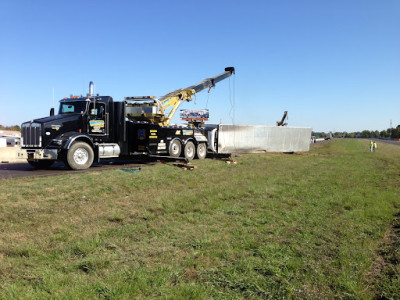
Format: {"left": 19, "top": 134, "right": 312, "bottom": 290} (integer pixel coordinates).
{"left": 276, "top": 111, "right": 288, "bottom": 126}
{"left": 125, "top": 67, "right": 235, "bottom": 126}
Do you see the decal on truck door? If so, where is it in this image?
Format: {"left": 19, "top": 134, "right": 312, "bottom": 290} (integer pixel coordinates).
{"left": 89, "top": 120, "right": 105, "bottom": 133}
{"left": 138, "top": 129, "right": 146, "bottom": 140}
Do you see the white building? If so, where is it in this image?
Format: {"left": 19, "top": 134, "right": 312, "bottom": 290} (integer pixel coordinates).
{"left": 0, "top": 131, "right": 21, "bottom": 147}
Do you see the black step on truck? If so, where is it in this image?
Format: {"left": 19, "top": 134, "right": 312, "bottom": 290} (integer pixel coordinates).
{"left": 21, "top": 67, "right": 235, "bottom": 170}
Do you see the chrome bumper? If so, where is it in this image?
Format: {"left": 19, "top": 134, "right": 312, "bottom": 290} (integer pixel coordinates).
{"left": 22, "top": 149, "right": 58, "bottom": 160}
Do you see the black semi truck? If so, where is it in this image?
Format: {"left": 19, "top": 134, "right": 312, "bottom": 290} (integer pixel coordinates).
{"left": 21, "top": 67, "right": 235, "bottom": 170}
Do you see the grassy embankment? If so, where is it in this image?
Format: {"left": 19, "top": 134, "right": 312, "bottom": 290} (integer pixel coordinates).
{"left": 0, "top": 139, "right": 399, "bottom": 299}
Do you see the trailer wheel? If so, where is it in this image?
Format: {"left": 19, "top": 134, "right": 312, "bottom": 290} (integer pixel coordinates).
{"left": 169, "top": 140, "right": 182, "bottom": 158}
{"left": 184, "top": 141, "right": 196, "bottom": 160}
{"left": 28, "top": 160, "right": 55, "bottom": 169}
{"left": 66, "top": 142, "right": 94, "bottom": 170}
{"left": 196, "top": 143, "right": 207, "bottom": 159}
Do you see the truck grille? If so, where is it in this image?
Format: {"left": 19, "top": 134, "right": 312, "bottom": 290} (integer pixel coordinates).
{"left": 21, "top": 122, "right": 42, "bottom": 147}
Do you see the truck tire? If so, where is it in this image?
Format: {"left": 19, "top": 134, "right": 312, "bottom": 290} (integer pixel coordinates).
{"left": 66, "top": 142, "right": 94, "bottom": 170}
{"left": 184, "top": 141, "right": 195, "bottom": 160}
{"left": 169, "top": 140, "right": 182, "bottom": 158}
{"left": 196, "top": 143, "right": 207, "bottom": 159}
{"left": 28, "top": 160, "right": 55, "bottom": 169}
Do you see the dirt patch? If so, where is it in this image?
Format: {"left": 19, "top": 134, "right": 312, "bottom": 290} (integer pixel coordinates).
{"left": 366, "top": 213, "right": 400, "bottom": 296}
{"left": 366, "top": 255, "right": 385, "bottom": 286}
{"left": 185, "top": 267, "right": 199, "bottom": 280}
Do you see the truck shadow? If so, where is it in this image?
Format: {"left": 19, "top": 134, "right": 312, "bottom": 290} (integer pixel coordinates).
{"left": 0, "top": 158, "right": 157, "bottom": 180}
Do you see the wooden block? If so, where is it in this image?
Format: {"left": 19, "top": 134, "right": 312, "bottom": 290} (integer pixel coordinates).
{"left": 220, "top": 158, "right": 237, "bottom": 164}
{"left": 173, "top": 163, "right": 197, "bottom": 170}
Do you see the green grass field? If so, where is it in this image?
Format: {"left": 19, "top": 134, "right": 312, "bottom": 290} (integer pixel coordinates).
{"left": 0, "top": 139, "right": 399, "bottom": 299}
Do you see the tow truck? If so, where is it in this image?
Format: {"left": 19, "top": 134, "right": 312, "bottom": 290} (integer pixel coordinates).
{"left": 21, "top": 67, "right": 235, "bottom": 170}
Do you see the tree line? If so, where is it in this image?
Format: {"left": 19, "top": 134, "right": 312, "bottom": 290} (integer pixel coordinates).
{"left": 313, "top": 125, "right": 400, "bottom": 139}
{"left": 0, "top": 125, "right": 21, "bottom": 132}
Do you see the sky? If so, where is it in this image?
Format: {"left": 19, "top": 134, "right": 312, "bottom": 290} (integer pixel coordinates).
{"left": 0, "top": 0, "right": 399, "bottom": 132}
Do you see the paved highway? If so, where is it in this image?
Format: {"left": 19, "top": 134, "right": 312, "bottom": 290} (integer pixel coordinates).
{"left": 373, "top": 138, "right": 400, "bottom": 146}
{"left": 312, "top": 138, "right": 400, "bottom": 146}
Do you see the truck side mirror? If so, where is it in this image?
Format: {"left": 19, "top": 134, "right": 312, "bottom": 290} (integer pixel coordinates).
{"left": 50, "top": 108, "right": 55, "bottom": 116}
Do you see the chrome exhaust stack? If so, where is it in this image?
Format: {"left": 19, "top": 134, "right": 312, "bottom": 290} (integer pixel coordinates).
{"left": 89, "top": 81, "right": 94, "bottom": 96}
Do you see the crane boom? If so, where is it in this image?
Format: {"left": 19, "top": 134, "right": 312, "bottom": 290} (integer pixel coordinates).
{"left": 159, "top": 67, "right": 235, "bottom": 100}
{"left": 276, "top": 111, "right": 288, "bottom": 126}
{"left": 188, "top": 67, "right": 235, "bottom": 93}
{"left": 125, "top": 67, "right": 235, "bottom": 126}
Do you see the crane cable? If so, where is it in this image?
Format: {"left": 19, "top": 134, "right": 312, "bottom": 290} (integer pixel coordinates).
{"left": 205, "top": 88, "right": 210, "bottom": 108}
{"left": 229, "top": 75, "right": 235, "bottom": 125}
{"left": 229, "top": 77, "right": 236, "bottom": 125}
{"left": 228, "top": 74, "right": 237, "bottom": 151}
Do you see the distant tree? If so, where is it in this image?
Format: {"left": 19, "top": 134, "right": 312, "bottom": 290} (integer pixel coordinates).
{"left": 311, "top": 131, "right": 327, "bottom": 138}
{"left": 360, "top": 130, "right": 371, "bottom": 138}
{"left": 391, "top": 126, "right": 400, "bottom": 139}
{"left": 334, "top": 132, "right": 344, "bottom": 138}
{"left": 11, "top": 125, "right": 21, "bottom": 131}
{"left": 0, "top": 125, "right": 20, "bottom": 132}
{"left": 348, "top": 132, "right": 356, "bottom": 138}
{"left": 371, "top": 130, "right": 380, "bottom": 138}
{"left": 380, "top": 130, "right": 390, "bottom": 138}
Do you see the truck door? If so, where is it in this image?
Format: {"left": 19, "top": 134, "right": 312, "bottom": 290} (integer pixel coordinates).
{"left": 88, "top": 102, "right": 107, "bottom": 136}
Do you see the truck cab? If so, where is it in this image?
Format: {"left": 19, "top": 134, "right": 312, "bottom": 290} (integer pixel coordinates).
{"left": 21, "top": 95, "right": 120, "bottom": 170}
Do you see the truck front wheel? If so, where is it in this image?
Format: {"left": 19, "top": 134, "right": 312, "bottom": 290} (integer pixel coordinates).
{"left": 65, "top": 142, "right": 94, "bottom": 170}
{"left": 184, "top": 141, "right": 196, "bottom": 160}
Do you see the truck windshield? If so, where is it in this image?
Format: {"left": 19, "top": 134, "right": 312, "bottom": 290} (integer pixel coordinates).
{"left": 58, "top": 101, "right": 88, "bottom": 115}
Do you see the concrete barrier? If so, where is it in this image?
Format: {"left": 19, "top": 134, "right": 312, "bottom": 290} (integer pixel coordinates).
{"left": 0, "top": 147, "right": 26, "bottom": 163}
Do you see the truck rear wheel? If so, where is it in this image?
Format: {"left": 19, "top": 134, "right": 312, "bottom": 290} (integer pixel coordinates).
{"left": 169, "top": 140, "right": 182, "bottom": 158}
{"left": 66, "top": 142, "right": 94, "bottom": 170}
{"left": 184, "top": 141, "right": 195, "bottom": 160}
{"left": 28, "top": 160, "right": 55, "bottom": 169}
{"left": 196, "top": 143, "right": 207, "bottom": 159}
